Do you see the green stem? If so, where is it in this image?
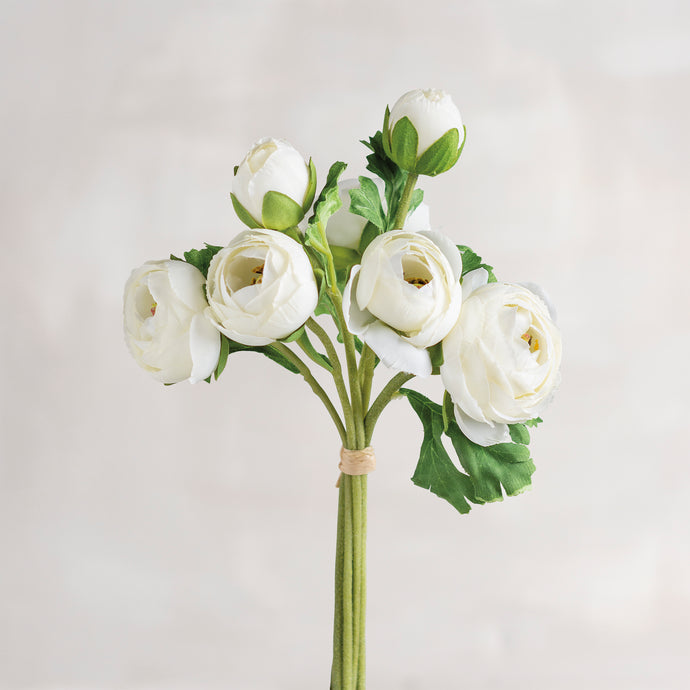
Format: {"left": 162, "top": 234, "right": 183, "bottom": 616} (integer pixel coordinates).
{"left": 331, "top": 473, "right": 367, "bottom": 690}
{"left": 364, "top": 372, "right": 415, "bottom": 445}
{"left": 268, "top": 342, "right": 347, "bottom": 445}
{"left": 358, "top": 345, "right": 376, "bottom": 414}
{"left": 392, "top": 172, "right": 419, "bottom": 230}
{"left": 307, "top": 317, "right": 355, "bottom": 443}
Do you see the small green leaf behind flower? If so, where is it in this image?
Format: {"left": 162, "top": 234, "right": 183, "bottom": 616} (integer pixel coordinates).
{"left": 457, "top": 244, "right": 497, "bottom": 283}
{"left": 173, "top": 243, "right": 223, "bottom": 279}
{"left": 401, "top": 389, "right": 537, "bottom": 515}
{"left": 210, "top": 334, "right": 299, "bottom": 382}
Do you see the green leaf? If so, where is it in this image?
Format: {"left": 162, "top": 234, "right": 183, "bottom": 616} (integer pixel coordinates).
{"left": 280, "top": 325, "right": 305, "bottom": 343}
{"left": 401, "top": 388, "right": 537, "bottom": 513}
{"left": 428, "top": 342, "right": 444, "bottom": 368}
{"left": 415, "top": 127, "right": 460, "bottom": 177}
{"left": 183, "top": 243, "right": 223, "bottom": 278}
{"left": 402, "top": 389, "right": 477, "bottom": 515}
{"left": 296, "top": 330, "right": 332, "bottom": 371}
{"left": 358, "top": 221, "right": 382, "bottom": 255}
{"left": 214, "top": 334, "right": 231, "bottom": 380}
{"left": 457, "top": 244, "right": 497, "bottom": 282}
{"left": 408, "top": 187, "right": 424, "bottom": 215}
{"left": 223, "top": 339, "right": 299, "bottom": 375}
{"left": 524, "top": 417, "right": 543, "bottom": 427}
{"left": 262, "top": 191, "right": 305, "bottom": 231}
{"left": 331, "top": 245, "right": 360, "bottom": 273}
{"left": 303, "top": 157, "right": 318, "bottom": 212}
{"left": 348, "top": 176, "right": 386, "bottom": 229}
{"left": 442, "top": 390, "right": 454, "bottom": 434}
{"left": 231, "top": 193, "right": 262, "bottom": 229}
{"left": 169, "top": 253, "right": 183, "bottom": 262}
{"left": 390, "top": 116, "right": 419, "bottom": 171}
{"left": 508, "top": 423, "right": 530, "bottom": 445}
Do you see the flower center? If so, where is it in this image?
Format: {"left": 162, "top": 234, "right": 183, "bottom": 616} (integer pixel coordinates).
{"left": 250, "top": 264, "right": 265, "bottom": 285}
{"left": 521, "top": 331, "right": 539, "bottom": 353}
{"left": 150, "top": 302, "right": 157, "bottom": 316}
{"left": 402, "top": 255, "right": 433, "bottom": 289}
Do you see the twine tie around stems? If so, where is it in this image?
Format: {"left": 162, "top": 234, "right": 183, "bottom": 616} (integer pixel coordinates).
{"left": 336, "top": 447, "right": 376, "bottom": 487}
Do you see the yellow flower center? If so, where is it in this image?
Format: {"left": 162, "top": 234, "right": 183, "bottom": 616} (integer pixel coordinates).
{"left": 521, "top": 331, "right": 539, "bottom": 353}
{"left": 406, "top": 277, "right": 430, "bottom": 288}
{"left": 150, "top": 302, "right": 157, "bottom": 316}
{"left": 250, "top": 264, "right": 265, "bottom": 285}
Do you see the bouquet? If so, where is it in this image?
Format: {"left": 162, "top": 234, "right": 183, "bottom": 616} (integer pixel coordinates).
{"left": 123, "top": 88, "right": 562, "bottom": 689}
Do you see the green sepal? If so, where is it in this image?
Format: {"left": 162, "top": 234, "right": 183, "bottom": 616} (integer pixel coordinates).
{"left": 231, "top": 193, "right": 262, "bottom": 229}
{"left": 348, "top": 176, "right": 386, "bottom": 230}
{"left": 262, "top": 191, "right": 305, "bottom": 231}
{"left": 233, "top": 165, "right": 239, "bottom": 176}
{"left": 382, "top": 106, "right": 392, "bottom": 158}
{"left": 281, "top": 226, "right": 303, "bottom": 244}
{"left": 169, "top": 253, "right": 183, "bottom": 262}
{"left": 390, "top": 116, "right": 419, "bottom": 172}
{"left": 183, "top": 243, "right": 223, "bottom": 278}
{"left": 428, "top": 341, "right": 444, "bottom": 368}
{"left": 414, "top": 127, "right": 460, "bottom": 177}
{"left": 214, "top": 334, "right": 231, "bottom": 380}
{"left": 401, "top": 388, "right": 537, "bottom": 514}
{"left": 358, "top": 221, "right": 381, "bottom": 255}
{"left": 302, "top": 158, "right": 318, "bottom": 213}
{"left": 457, "top": 244, "right": 497, "bottom": 282}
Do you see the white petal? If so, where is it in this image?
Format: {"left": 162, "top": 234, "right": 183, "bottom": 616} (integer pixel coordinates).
{"left": 454, "top": 404, "right": 511, "bottom": 447}
{"left": 461, "top": 267, "right": 489, "bottom": 300}
{"left": 363, "top": 320, "right": 432, "bottom": 377}
{"left": 166, "top": 260, "right": 207, "bottom": 312}
{"left": 419, "top": 230, "right": 462, "bottom": 281}
{"left": 189, "top": 313, "right": 221, "bottom": 383}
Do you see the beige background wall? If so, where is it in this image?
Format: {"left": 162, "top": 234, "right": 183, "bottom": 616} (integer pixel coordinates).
{"left": 1, "top": 1, "right": 689, "bottom": 688}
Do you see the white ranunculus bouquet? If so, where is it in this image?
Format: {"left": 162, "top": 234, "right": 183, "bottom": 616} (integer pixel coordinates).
{"left": 123, "top": 88, "right": 562, "bottom": 690}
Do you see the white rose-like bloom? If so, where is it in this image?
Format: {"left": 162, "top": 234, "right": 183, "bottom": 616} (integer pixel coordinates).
{"left": 325, "top": 177, "right": 431, "bottom": 250}
{"left": 232, "top": 137, "right": 310, "bottom": 226}
{"left": 440, "top": 269, "right": 562, "bottom": 446}
{"left": 123, "top": 260, "right": 221, "bottom": 384}
{"left": 389, "top": 89, "right": 463, "bottom": 158}
{"left": 205, "top": 229, "right": 318, "bottom": 346}
{"left": 343, "top": 230, "right": 462, "bottom": 377}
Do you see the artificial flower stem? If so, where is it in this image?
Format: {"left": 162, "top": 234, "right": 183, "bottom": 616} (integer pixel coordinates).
{"left": 306, "top": 317, "right": 355, "bottom": 442}
{"left": 332, "top": 472, "right": 368, "bottom": 690}
{"left": 269, "top": 343, "right": 347, "bottom": 444}
{"left": 364, "top": 372, "right": 415, "bottom": 445}
{"left": 392, "top": 173, "right": 419, "bottom": 230}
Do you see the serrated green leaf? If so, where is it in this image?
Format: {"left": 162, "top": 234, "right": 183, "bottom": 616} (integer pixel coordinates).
{"left": 402, "top": 388, "right": 476, "bottom": 515}
{"left": 390, "top": 116, "right": 419, "bottom": 172}
{"left": 349, "top": 176, "right": 386, "bottom": 230}
{"left": 214, "top": 334, "right": 231, "bottom": 380}
{"left": 524, "top": 417, "right": 543, "bottom": 427}
{"left": 414, "top": 127, "right": 460, "bottom": 177}
{"left": 508, "top": 423, "right": 530, "bottom": 445}
{"left": 231, "top": 193, "right": 262, "bottom": 229}
{"left": 457, "top": 244, "right": 497, "bottom": 282}
{"left": 183, "top": 243, "right": 223, "bottom": 278}
{"left": 446, "top": 423, "right": 535, "bottom": 504}
{"left": 262, "top": 191, "right": 305, "bottom": 231}
{"left": 402, "top": 388, "right": 537, "bottom": 513}
{"left": 169, "top": 254, "right": 183, "bottom": 262}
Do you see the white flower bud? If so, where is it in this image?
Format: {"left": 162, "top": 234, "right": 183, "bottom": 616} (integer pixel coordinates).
{"left": 123, "top": 260, "right": 220, "bottom": 384}
{"left": 232, "top": 137, "right": 316, "bottom": 230}
{"left": 205, "top": 229, "right": 318, "bottom": 345}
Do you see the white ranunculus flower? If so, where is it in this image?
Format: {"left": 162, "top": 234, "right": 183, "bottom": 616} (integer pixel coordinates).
{"left": 123, "top": 260, "right": 221, "bottom": 384}
{"left": 205, "top": 228, "right": 318, "bottom": 346}
{"left": 388, "top": 88, "right": 463, "bottom": 159}
{"left": 343, "top": 229, "right": 463, "bottom": 377}
{"left": 440, "top": 269, "right": 562, "bottom": 446}
{"left": 232, "top": 137, "right": 315, "bottom": 230}
{"left": 325, "top": 177, "right": 431, "bottom": 250}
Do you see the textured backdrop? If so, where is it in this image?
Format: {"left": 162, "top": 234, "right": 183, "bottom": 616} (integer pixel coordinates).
{"left": 1, "top": 1, "right": 689, "bottom": 688}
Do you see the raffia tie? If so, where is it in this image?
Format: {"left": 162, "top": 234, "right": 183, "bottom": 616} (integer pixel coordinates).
{"left": 335, "top": 446, "right": 376, "bottom": 487}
